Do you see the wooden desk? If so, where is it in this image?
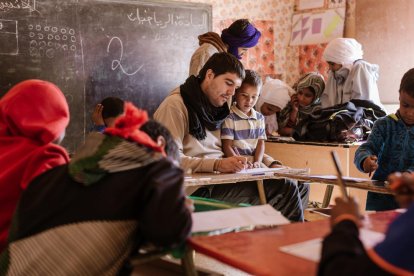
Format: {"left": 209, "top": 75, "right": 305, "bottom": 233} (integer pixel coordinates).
{"left": 265, "top": 140, "right": 368, "bottom": 207}
{"left": 184, "top": 170, "right": 391, "bottom": 207}
{"left": 184, "top": 172, "right": 286, "bottom": 205}
{"left": 189, "top": 211, "right": 398, "bottom": 276}
{"left": 272, "top": 173, "right": 391, "bottom": 194}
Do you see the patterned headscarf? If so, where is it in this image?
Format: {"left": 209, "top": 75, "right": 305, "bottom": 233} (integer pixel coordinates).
{"left": 221, "top": 21, "right": 261, "bottom": 59}
{"left": 278, "top": 73, "right": 325, "bottom": 135}
{"left": 293, "top": 72, "right": 325, "bottom": 106}
{"left": 323, "top": 38, "right": 363, "bottom": 66}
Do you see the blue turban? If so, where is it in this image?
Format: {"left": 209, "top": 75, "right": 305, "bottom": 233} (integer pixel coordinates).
{"left": 221, "top": 23, "right": 261, "bottom": 59}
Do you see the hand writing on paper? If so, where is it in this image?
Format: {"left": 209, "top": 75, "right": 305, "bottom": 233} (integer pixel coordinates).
{"left": 363, "top": 155, "right": 378, "bottom": 175}
{"left": 388, "top": 172, "right": 414, "bottom": 208}
{"left": 218, "top": 156, "right": 247, "bottom": 173}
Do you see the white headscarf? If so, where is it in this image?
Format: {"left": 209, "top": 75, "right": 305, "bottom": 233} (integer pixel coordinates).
{"left": 256, "top": 78, "right": 295, "bottom": 111}
{"left": 256, "top": 78, "right": 295, "bottom": 135}
{"left": 323, "top": 38, "right": 363, "bottom": 66}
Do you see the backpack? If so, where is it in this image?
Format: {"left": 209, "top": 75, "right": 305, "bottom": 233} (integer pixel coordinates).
{"left": 294, "top": 99, "right": 386, "bottom": 142}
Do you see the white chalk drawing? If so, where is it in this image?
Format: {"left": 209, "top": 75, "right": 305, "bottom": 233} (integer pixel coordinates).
{"left": 28, "top": 23, "right": 77, "bottom": 58}
{"left": 107, "top": 36, "right": 143, "bottom": 76}
{"left": 0, "top": 19, "right": 18, "bottom": 55}
{"left": 0, "top": 0, "right": 37, "bottom": 13}
{"left": 127, "top": 8, "right": 207, "bottom": 29}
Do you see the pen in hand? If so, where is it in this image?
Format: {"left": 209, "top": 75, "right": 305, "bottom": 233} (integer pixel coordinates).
{"left": 367, "top": 156, "right": 378, "bottom": 178}
{"left": 232, "top": 146, "right": 248, "bottom": 170}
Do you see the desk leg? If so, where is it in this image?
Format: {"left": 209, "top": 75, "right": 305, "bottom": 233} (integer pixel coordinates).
{"left": 257, "top": 180, "right": 267, "bottom": 204}
{"left": 182, "top": 246, "right": 197, "bottom": 276}
{"left": 322, "top": 185, "right": 334, "bottom": 208}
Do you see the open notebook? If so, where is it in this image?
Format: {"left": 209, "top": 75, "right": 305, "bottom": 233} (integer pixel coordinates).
{"left": 192, "top": 204, "right": 290, "bottom": 234}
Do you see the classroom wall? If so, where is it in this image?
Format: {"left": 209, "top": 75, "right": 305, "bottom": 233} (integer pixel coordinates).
{"left": 355, "top": 0, "right": 414, "bottom": 105}
{"left": 173, "top": 0, "right": 355, "bottom": 86}
{"left": 176, "top": 0, "right": 298, "bottom": 83}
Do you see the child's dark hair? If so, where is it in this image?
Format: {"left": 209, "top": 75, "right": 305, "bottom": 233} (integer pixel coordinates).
{"left": 399, "top": 68, "right": 414, "bottom": 97}
{"left": 236, "top": 69, "right": 262, "bottom": 93}
{"left": 227, "top": 19, "right": 250, "bottom": 36}
{"left": 198, "top": 52, "right": 245, "bottom": 81}
{"left": 140, "top": 120, "right": 180, "bottom": 162}
{"left": 101, "top": 97, "right": 124, "bottom": 119}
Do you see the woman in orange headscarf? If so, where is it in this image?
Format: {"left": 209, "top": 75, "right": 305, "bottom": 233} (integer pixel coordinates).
{"left": 0, "top": 80, "right": 69, "bottom": 252}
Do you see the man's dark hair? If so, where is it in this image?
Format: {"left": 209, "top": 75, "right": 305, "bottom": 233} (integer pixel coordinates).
{"left": 236, "top": 69, "right": 262, "bottom": 93}
{"left": 399, "top": 68, "right": 414, "bottom": 97}
{"left": 140, "top": 120, "right": 180, "bottom": 162}
{"left": 227, "top": 19, "right": 250, "bottom": 36}
{"left": 101, "top": 97, "right": 124, "bottom": 119}
{"left": 198, "top": 52, "right": 245, "bottom": 81}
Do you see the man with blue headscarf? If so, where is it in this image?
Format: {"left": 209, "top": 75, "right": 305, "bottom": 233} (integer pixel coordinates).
{"left": 189, "top": 19, "right": 261, "bottom": 77}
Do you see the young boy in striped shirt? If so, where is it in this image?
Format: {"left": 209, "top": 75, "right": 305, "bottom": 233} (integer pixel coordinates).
{"left": 221, "top": 69, "right": 266, "bottom": 168}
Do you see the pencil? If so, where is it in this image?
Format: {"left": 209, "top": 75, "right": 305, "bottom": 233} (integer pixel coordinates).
{"left": 330, "top": 151, "right": 350, "bottom": 201}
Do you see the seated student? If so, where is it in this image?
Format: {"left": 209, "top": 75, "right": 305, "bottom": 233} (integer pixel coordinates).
{"left": 0, "top": 101, "right": 192, "bottom": 274}
{"left": 155, "top": 52, "right": 306, "bottom": 222}
{"left": 318, "top": 172, "right": 414, "bottom": 275}
{"left": 320, "top": 38, "right": 383, "bottom": 108}
{"left": 278, "top": 72, "right": 325, "bottom": 138}
{"left": 0, "top": 80, "right": 70, "bottom": 253}
{"left": 255, "top": 78, "right": 295, "bottom": 136}
{"left": 189, "top": 19, "right": 261, "bottom": 76}
{"left": 141, "top": 119, "right": 180, "bottom": 164}
{"left": 221, "top": 69, "right": 266, "bottom": 168}
{"left": 354, "top": 68, "right": 414, "bottom": 211}
{"left": 91, "top": 96, "right": 124, "bottom": 132}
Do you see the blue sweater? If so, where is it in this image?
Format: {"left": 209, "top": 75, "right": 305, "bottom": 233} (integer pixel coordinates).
{"left": 354, "top": 113, "right": 414, "bottom": 181}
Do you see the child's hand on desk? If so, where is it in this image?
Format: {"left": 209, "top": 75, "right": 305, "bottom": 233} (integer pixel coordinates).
{"left": 362, "top": 155, "right": 378, "bottom": 175}
{"left": 330, "top": 197, "right": 362, "bottom": 228}
{"left": 388, "top": 172, "right": 414, "bottom": 208}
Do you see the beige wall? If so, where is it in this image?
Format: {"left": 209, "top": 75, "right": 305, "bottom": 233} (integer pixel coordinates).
{"left": 173, "top": 0, "right": 357, "bottom": 86}
{"left": 355, "top": 0, "right": 414, "bottom": 105}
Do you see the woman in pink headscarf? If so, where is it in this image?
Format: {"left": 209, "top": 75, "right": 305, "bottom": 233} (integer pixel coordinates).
{"left": 0, "top": 80, "right": 69, "bottom": 252}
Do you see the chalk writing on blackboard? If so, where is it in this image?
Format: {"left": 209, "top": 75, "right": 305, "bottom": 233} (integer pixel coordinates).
{"left": 0, "top": 19, "right": 18, "bottom": 55}
{"left": 0, "top": 0, "right": 211, "bottom": 153}
{"left": 127, "top": 8, "right": 207, "bottom": 29}
{"left": 0, "top": 0, "right": 37, "bottom": 12}
{"left": 107, "top": 36, "right": 143, "bottom": 76}
{"left": 28, "top": 23, "right": 76, "bottom": 58}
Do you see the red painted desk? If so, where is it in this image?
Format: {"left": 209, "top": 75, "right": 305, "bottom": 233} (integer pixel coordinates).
{"left": 189, "top": 211, "right": 398, "bottom": 276}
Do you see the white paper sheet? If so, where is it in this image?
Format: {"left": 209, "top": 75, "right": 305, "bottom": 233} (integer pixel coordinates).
{"left": 236, "top": 167, "right": 309, "bottom": 176}
{"left": 192, "top": 204, "right": 290, "bottom": 233}
{"left": 279, "top": 228, "right": 385, "bottom": 262}
{"left": 235, "top": 167, "right": 285, "bottom": 175}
